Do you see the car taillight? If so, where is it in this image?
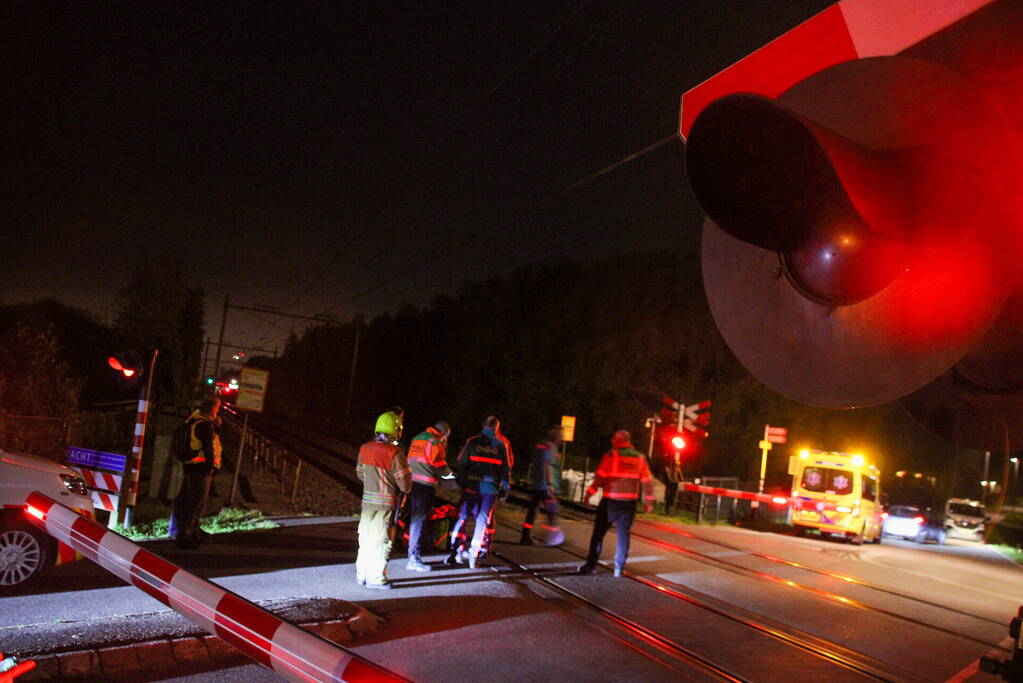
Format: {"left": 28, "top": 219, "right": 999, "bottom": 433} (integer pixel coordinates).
{"left": 913, "top": 516, "right": 924, "bottom": 524}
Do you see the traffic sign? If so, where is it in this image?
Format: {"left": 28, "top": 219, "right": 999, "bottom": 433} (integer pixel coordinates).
{"left": 561, "top": 415, "right": 576, "bottom": 442}
{"left": 684, "top": 400, "right": 711, "bottom": 420}
{"left": 765, "top": 425, "right": 788, "bottom": 444}
{"left": 679, "top": 0, "right": 995, "bottom": 140}
{"left": 67, "top": 447, "right": 128, "bottom": 473}
{"left": 684, "top": 422, "right": 709, "bottom": 439}
{"left": 237, "top": 367, "right": 270, "bottom": 413}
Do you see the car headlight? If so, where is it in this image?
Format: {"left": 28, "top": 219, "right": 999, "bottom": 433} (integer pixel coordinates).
{"left": 60, "top": 473, "right": 89, "bottom": 496}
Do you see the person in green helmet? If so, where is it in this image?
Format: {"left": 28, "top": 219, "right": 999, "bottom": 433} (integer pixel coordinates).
{"left": 355, "top": 409, "right": 411, "bottom": 589}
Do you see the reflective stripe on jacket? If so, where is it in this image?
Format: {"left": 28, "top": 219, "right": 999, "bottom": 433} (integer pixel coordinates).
{"left": 186, "top": 412, "right": 222, "bottom": 469}
{"left": 585, "top": 445, "right": 654, "bottom": 502}
{"left": 457, "top": 429, "right": 511, "bottom": 495}
{"left": 408, "top": 427, "right": 453, "bottom": 488}
{"left": 357, "top": 440, "right": 412, "bottom": 509}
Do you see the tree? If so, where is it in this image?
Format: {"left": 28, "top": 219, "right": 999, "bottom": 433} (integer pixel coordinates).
{"left": 113, "top": 256, "right": 205, "bottom": 403}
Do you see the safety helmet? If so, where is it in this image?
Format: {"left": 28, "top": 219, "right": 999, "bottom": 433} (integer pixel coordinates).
{"left": 611, "top": 430, "right": 631, "bottom": 447}
{"left": 375, "top": 411, "right": 403, "bottom": 440}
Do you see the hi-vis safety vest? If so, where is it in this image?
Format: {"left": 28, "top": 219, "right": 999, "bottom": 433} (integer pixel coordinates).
{"left": 357, "top": 440, "right": 412, "bottom": 510}
{"left": 186, "top": 413, "right": 223, "bottom": 468}
{"left": 408, "top": 427, "right": 453, "bottom": 488}
{"left": 586, "top": 446, "right": 655, "bottom": 502}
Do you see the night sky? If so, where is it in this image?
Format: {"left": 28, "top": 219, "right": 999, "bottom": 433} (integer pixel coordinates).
{"left": 2, "top": 1, "right": 831, "bottom": 353}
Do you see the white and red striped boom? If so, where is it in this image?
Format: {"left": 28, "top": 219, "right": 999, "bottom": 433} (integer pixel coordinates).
{"left": 23, "top": 492, "right": 407, "bottom": 683}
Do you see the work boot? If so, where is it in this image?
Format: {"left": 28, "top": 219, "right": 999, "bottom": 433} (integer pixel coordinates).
{"left": 443, "top": 550, "right": 460, "bottom": 566}
{"left": 519, "top": 534, "right": 534, "bottom": 546}
{"left": 577, "top": 563, "right": 597, "bottom": 575}
{"left": 406, "top": 556, "right": 432, "bottom": 572}
{"left": 364, "top": 581, "right": 393, "bottom": 590}
{"left": 468, "top": 551, "right": 480, "bottom": 569}
{"left": 613, "top": 566, "right": 624, "bottom": 578}
{"left": 546, "top": 529, "right": 565, "bottom": 546}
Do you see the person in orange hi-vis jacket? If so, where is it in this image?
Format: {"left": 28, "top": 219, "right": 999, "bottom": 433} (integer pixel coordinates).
{"left": 405, "top": 420, "right": 456, "bottom": 571}
{"left": 578, "top": 430, "right": 654, "bottom": 578}
{"left": 356, "top": 410, "right": 412, "bottom": 589}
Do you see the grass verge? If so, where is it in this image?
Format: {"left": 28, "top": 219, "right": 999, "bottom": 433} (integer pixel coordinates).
{"left": 992, "top": 544, "right": 1023, "bottom": 564}
{"left": 114, "top": 507, "right": 277, "bottom": 541}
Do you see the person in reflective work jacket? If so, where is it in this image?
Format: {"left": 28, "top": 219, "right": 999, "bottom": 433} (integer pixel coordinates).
{"left": 578, "top": 430, "right": 654, "bottom": 577}
{"left": 446, "top": 415, "right": 511, "bottom": 568}
{"left": 172, "top": 396, "right": 223, "bottom": 550}
{"left": 520, "top": 426, "right": 565, "bottom": 546}
{"left": 356, "top": 411, "right": 412, "bottom": 589}
{"left": 405, "top": 421, "right": 456, "bottom": 571}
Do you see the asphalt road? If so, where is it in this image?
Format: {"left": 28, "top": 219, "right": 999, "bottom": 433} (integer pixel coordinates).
{"left": 2, "top": 511, "right": 1020, "bottom": 681}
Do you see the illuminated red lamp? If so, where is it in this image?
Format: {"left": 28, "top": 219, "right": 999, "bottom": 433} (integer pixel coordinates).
{"left": 670, "top": 434, "right": 687, "bottom": 450}
{"left": 912, "top": 516, "right": 924, "bottom": 525}
{"left": 771, "top": 496, "right": 789, "bottom": 505}
{"left": 107, "top": 357, "right": 135, "bottom": 377}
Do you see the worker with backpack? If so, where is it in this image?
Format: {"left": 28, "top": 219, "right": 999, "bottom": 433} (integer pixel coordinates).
{"left": 170, "top": 397, "right": 223, "bottom": 549}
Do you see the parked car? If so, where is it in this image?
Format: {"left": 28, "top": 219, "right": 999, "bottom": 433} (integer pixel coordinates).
{"left": 945, "top": 498, "right": 987, "bottom": 542}
{"left": 882, "top": 505, "right": 947, "bottom": 544}
{"left": 0, "top": 449, "right": 93, "bottom": 593}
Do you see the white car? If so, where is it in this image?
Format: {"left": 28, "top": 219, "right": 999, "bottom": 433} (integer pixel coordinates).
{"left": 882, "top": 505, "right": 928, "bottom": 540}
{"left": 945, "top": 498, "right": 986, "bottom": 542}
{"left": 0, "top": 448, "right": 93, "bottom": 593}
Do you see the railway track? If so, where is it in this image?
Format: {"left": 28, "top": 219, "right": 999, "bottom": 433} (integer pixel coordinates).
{"left": 233, "top": 414, "right": 1007, "bottom": 678}
{"left": 536, "top": 496, "right": 1011, "bottom": 655}
{"left": 487, "top": 521, "right": 917, "bottom": 682}
{"left": 637, "top": 518, "right": 1010, "bottom": 630}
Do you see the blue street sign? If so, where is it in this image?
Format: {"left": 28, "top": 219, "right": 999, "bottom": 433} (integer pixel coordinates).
{"left": 66, "top": 447, "right": 128, "bottom": 473}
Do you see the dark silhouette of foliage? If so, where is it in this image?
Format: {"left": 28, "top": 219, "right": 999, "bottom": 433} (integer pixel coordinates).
{"left": 113, "top": 256, "right": 205, "bottom": 403}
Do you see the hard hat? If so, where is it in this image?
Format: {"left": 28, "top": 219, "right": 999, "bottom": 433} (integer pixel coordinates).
{"left": 612, "top": 430, "right": 631, "bottom": 447}
{"left": 375, "top": 411, "right": 403, "bottom": 439}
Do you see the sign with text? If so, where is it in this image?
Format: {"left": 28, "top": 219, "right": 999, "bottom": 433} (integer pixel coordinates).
{"left": 561, "top": 415, "right": 576, "bottom": 442}
{"left": 237, "top": 368, "right": 270, "bottom": 413}
{"left": 66, "top": 447, "right": 128, "bottom": 473}
{"left": 765, "top": 425, "right": 788, "bottom": 443}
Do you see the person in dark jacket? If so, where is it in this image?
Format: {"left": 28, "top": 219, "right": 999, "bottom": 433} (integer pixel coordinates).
{"left": 578, "top": 430, "right": 654, "bottom": 577}
{"left": 172, "top": 396, "right": 222, "bottom": 549}
{"left": 445, "top": 415, "right": 512, "bottom": 568}
{"left": 520, "top": 426, "right": 564, "bottom": 546}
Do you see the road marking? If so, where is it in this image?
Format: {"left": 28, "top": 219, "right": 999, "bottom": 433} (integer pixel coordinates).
{"left": 945, "top": 636, "right": 1013, "bottom": 682}
{"left": 859, "top": 553, "right": 1023, "bottom": 602}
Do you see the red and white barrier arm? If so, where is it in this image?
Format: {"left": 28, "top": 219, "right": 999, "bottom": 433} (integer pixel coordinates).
{"left": 23, "top": 492, "right": 407, "bottom": 683}
{"left": 681, "top": 483, "right": 790, "bottom": 507}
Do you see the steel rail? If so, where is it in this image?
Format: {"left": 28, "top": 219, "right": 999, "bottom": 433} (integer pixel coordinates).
{"left": 495, "top": 513, "right": 910, "bottom": 682}
{"left": 638, "top": 519, "right": 1009, "bottom": 628}
{"left": 240, "top": 417, "right": 1007, "bottom": 669}
{"left": 486, "top": 547, "right": 749, "bottom": 683}
{"left": 540, "top": 498, "right": 1011, "bottom": 655}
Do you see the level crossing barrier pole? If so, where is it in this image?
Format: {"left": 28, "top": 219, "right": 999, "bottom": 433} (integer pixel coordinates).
{"left": 22, "top": 492, "right": 408, "bottom": 683}
{"left": 229, "top": 412, "right": 249, "bottom": 506}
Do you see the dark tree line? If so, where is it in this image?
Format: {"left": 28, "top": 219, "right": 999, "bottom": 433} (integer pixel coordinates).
{"left": 0, "top": 256, "right": 206, "bottom": 414}
{"left": 261, "top": 247, "right": 982, "bottom": 500}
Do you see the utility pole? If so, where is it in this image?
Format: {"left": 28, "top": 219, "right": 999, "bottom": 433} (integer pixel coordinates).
{"left": 983, "top": 450, "right": 991, "bottom": 506}
{"left": 345, "top": 323, "right": 361, "bottom": 423}
{"left": 215, "top": 294, "right": 229, "bottom": 378}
